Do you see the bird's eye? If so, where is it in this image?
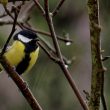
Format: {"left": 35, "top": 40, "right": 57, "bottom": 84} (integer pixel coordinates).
{"left": 18, "top": 34, "right": 32, "bottom": 43}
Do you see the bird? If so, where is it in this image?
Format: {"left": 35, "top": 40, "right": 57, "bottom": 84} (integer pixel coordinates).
{"left": 0, "top": 29, "right": 39, "bottom": 75}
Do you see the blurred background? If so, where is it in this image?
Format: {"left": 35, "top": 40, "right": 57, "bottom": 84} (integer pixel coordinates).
{"left": 0, "top": 0, "right": 110, "bottom": 110}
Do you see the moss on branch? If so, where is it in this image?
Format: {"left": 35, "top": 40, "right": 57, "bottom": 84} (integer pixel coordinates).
{"left": 87, "top": 0, "right": 105, "bottom": 110}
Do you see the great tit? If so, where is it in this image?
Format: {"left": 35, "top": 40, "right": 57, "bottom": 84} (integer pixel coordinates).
{"left": 0, "top": 30, "right": 39, "bottom": 75}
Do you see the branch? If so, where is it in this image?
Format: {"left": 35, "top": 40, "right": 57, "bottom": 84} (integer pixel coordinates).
{"left": 18, "top": 0, "right": 35, "bottom": 22}
{"left": 101, "top": 74, "right": 107, "bottom": 110}
{"left": 44, "top": 0, "right": 89, "bottom": 110}
{"left": 0, "top": 56, "right": 43, "bottom": 110}
{"left": 38, "top": 38, "right": 72, "bottom": 65}
{"left": 3, "top": 7, "right": 24, "bottom": 29}
{"left": 0, "top": 19, "right": 16, "bottom": 25}
{"left": 1, "top": 6, "right": 18, "bottom": 56}
{"left": 1, "top": 1, "right": 72, "bottom": 51}
{"left": 33, "top": 0, "right": 45, "bottom": 15}
{"left": 87, "top": 0, "right": 106, "bottom": 110}
{"left": 52, "top": 0, "right": 66, "bottom": 17}
{"left": 22, "top": 25, "right": 73, "bottom": 43}
{"left": 44, "top": 0, "right": 61, "bottom": 56}
{"left": 0, "top": 13, "right": 7, "bottom": 18}
{"left": 37, "top": 41, "right": 60, "bottom": 63}
{"left": 0, "top": 18, "right": 73, "bottom": 43}
{"left": 1, "top": 3, "right": 73, "bottom": 44}
{"left": 102, "top": 56, "right": 110, "bottom": 61}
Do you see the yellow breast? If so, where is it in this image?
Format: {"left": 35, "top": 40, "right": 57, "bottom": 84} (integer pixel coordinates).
{"left": 4, "top": 41, "right": 25, "bottom": 66}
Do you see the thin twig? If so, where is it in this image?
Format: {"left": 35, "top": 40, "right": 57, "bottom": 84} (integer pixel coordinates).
{"left": 33, "top": 0, "right": 45, "bottom": 15}
{"left": 0, "top": 13, "right": 7, "bottom": 18}
{"left": 101, "top": 73, "right": 107, "bottom": 110}
{"left": 44, "top": 0, "right": 61, "bottom": 56}
{"left": 44, "top": 0, "right": 89, "bottom": 110}
{"left": 52, "top": 0, "right": 66, "bottom": 17}
{"left": 1, "top": 6, "right": 18, "bottom": 56}
{"left": 19, "top": 0, "right": 35, "bottom": 22}
{"left": 3, "top": 3, "right": 37, "bottom": 30}
{"left": 1, "top": 4, "right": 73, "bottom": 43}
{"left": 3, "top": 5, "right": 23, "bottom": 29}
{"left": 37, "top": 41, "right": 60, "bottom": 63}
{"left": 0, "top": 20, "right": 15, "bottom": 25}
{"left": 39, "top": 38, "right": 74, "bottom": 65}
{"left": 0, "top": 18, "right": 73, "bottom": 43}
{"left": 23, "top": 25, "right": 73, "bottom": 43}
{"left": 102, "top": 56, "right": 110, "bottom": 61}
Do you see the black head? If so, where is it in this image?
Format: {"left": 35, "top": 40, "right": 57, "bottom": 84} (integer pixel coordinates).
{"left": 14, "top": 30, "right": 38, "bottom": 43}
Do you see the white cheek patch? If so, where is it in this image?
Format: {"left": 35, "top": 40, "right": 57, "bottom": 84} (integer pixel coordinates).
{"left": 18, "top": 34, "right": 32, "bottom": 43}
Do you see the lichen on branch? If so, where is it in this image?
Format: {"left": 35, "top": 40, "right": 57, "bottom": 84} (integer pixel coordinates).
{"left": 87, "top": 0, "right": 105, "bottom": 110}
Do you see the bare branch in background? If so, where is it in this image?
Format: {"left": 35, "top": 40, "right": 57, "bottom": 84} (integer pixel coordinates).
{"left": 0, "top": 19, "right": 14, "bottom": 25}
{"left": 2, "top": 6, "right": 24, "bottom": 29}
{"left": 1, "top": 6, "right": 18, "bottom": 56}
{"left": 0, "top": 18, "right": 73, "bottom": 43}
{"left": 102, "top": 56, "right": 110, "bottom": 61}
{"left": 52, "top": 0, "right": 66, "bottom": 17}
{"left": 33, "top": 0, "right": 45, "bottom": 15}
{"left": 101, "top": 74, "right": 107, "bottom": 110}
{"left": 43, "top": 0, "right": 89, "bottom": 110}
{"left": 0, "top": 13, "right": 7, "bottom": 17}
{"left": 38, "top": 37, "right": 73, "bottom": 65}
{"left": 23, "top": 25, "right": 73, "bottom": 43}
{"left": 37, "top": 41, "right": 60, "bottom": 63}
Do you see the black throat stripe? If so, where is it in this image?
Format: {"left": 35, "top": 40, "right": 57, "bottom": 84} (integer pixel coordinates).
{"left": 16, "top": 53, "right": 31, "bottom": 75}
{"left": 15, "top": 41, "right": 38, "bottom": 75}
